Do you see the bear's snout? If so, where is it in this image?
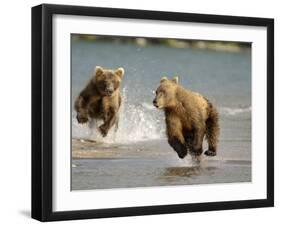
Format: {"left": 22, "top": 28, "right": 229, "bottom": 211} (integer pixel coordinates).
{"left": 104, "top": 83, "right": 114, "bottom": 96}
{"left": 105, "top": 89, "right": 114, "bottom": 96}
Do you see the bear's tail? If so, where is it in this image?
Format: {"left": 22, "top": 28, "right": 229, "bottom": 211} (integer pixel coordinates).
{"left": 205, "top": 101, "right": 220, "bottom": 156}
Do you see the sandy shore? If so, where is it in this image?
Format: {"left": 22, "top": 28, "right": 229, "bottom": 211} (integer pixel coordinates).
{"left": 72, "top": 139, "right": 121, "bottom": 159}
{"left": 72, "top": 138, "right": 172, "bottom": 159}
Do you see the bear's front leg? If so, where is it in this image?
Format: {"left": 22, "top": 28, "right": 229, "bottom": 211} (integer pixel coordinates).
{"left": 99, "top": 109, "right": 117, "bottom": 137}
{"left": 183, "top": 129, "right": 194, "bottom": 152}
{"left": 74, "top": 96, "right": 89, "bottom": 124}
{"left": 114, "top": 115, "right": 119, "bottom": 132}
{"left": 168, "top": 137, "right": 188, "bottom": 159}
{"left": 166, "top": 117, "right": 188, "bottom": 159}
{"left": 99, "top": 124, "right": 109, "bottom": 137}
{"left": 190, "top": 127, "right": 204, "bottom": 156}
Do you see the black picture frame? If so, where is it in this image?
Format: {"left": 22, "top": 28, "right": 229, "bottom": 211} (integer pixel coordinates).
{"left": 32, "top": 3, "right": 274, "bottom": 222}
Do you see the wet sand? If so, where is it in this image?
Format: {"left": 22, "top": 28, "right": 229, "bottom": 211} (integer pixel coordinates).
{"left": 71, "top": 138, "right": 251, "bottom": 190}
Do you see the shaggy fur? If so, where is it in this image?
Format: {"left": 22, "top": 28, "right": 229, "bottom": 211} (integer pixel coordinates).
{"left": 153, "top": 76, "right": 219, "bottom": 158}
{"left": 74, "top": 66, "right": 124, "bottom": 137}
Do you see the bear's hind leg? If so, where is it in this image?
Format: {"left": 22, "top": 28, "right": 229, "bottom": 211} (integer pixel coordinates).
{"left": 204, "top": 103, "right": 219, "bottom": 157}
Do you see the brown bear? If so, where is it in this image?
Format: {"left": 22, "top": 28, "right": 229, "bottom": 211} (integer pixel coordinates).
{"left": 74, "top": 66, "right": 124, "bottom": 137}
{"left": 153, "top": 76, "right": 219, "bottom": 158}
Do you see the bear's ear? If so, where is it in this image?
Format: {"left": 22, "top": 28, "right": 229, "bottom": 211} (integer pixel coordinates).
{"left": 171, "top": 76, "right": 179, "bottom": 84}
{"left": 95, "top": 66, "right": 104, "bottom": 77}
{"left": 115, "top": 67, "right": 125, "bottom": 79}
{"left": 160, "top": 76, "right": 168, "bottom": 83}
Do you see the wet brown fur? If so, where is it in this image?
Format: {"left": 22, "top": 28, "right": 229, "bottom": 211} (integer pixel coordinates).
{"left": 74, "top": 66, "right": 124, "bottom": 137}
{"left": 153, "top": 77, "right": 220, "bottom": 158}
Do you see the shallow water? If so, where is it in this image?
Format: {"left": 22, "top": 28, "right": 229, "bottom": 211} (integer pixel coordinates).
{"left": 72, "top": 139, "right": 251, "bottom": 190}
{"left": 71, "top": 39, "right": 251, "bottom": 190}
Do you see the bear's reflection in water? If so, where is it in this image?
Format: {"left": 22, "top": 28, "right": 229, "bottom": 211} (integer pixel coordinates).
{"left": 163, "top": 166, "right": 217, "bottom": 177}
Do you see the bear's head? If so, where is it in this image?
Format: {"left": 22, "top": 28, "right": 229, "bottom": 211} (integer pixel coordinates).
{"left": 94, "top": 66, "right": 125, "bottom": 96}
{"left": 153, "top": 76, "right": 179, "bottom": 109}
